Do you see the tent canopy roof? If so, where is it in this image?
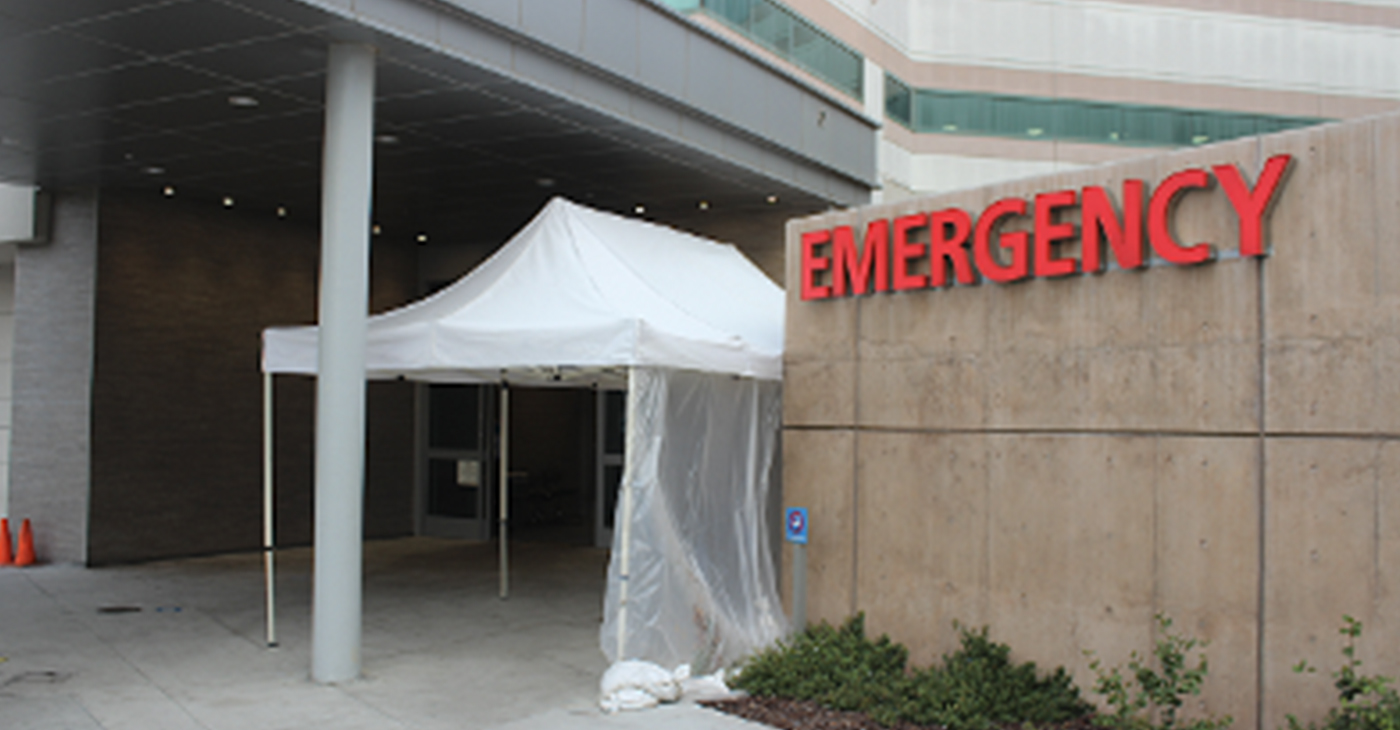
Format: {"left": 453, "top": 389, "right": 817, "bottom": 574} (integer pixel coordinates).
{"left": 261, "top": 197, "right": 784, "bottom": 385}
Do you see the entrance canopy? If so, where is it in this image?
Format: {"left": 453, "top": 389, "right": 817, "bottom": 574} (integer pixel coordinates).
{"left": 261, "top": 197, "right": 783, "bottom": 384}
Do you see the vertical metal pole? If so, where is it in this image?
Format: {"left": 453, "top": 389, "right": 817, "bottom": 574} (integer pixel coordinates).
{"left": 312, "top": 43, "right": 375, "bottom": 684}
{"left": 499, "top": 384, "right": 510, "bottom": 599}
{"left": 263, "top": 371, "right": 278, "bottom": 647}
{"left": 792, "top": 543, "right": 807, "bottom": 632}
{"left": 615, "top": 368, "right": 637, "bottom": 660}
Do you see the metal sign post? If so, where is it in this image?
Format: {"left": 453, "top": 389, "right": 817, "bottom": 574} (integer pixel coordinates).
{"left": 784, "top": 507, "right": 809, "bottom": 633}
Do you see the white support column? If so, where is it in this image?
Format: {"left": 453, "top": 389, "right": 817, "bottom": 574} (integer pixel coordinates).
{"left": 312, "top": 43, "right": 376, "bottom": 684}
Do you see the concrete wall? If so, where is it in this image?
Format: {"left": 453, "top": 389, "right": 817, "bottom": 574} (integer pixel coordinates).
{"left": 9, "top": 191, "right": 99, "bottom": 563}
{"left": 82, "top": 193, "right": 418, "bottom": 565}
{"left": 782, "top": 112, "right": 1400, "bottom": 730}
{"left": 0, "top": 261, "right": 15, "bottom": 518}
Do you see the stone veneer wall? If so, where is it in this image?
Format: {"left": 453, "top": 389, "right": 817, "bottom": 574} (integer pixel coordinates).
{"left": 84, "top": 193, "right": 418, "bottom": 564}
{"left": 783, "top": 113, "right": 1400, "bottom": 730}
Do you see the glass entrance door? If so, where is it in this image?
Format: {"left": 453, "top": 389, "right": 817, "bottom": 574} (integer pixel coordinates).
{"left": 594, "top": 389, "right": 625, "bottom": 548}
{"left": 422, "top": 384, "right": 492, "bottom": 540}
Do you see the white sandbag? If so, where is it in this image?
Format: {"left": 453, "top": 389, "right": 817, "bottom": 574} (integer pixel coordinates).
{"left": 599, "top": 660, "right": 689, "bottom": 713}
{"left": 681, "top": 668, "right": 733, "bottom": 701}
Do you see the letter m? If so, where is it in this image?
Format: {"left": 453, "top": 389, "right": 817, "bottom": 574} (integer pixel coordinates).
{"left": 832, "top": 220, "right": 889, "bottom": 297}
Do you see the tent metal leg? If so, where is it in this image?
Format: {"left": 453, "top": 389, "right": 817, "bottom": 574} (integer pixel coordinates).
{"left": 263, "top": 371, "right": 277, "bottom": 648}
{"left": 311, "top": 42, "right": 375, "bottom": 684}
{"left": 499, "top": 383, "right": 510, "bottom": 600}
{"left": 615, "top": 367, "right": 636, "bottom": 660}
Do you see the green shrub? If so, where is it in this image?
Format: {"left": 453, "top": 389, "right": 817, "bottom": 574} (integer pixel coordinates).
{"left": 1086, "top": 613, "right": 1231, "bottom": 730}
{"left": 730, "top": 615, "right": 1092, "bottom": 729}
{"left": 728, "top": 613, "right": 908, "bottom": 718}
{"left": 897, "top": 624, "right": 1093, "bottom": 730}
{"left": 1287, "top": 616, "right": 1400, "bottom": 730}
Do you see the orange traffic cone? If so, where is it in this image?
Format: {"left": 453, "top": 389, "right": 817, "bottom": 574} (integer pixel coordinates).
{"left": 14, "top": 518, "right": 35, "bottom": 567}
{"left": 0, "top": 518, "right": 12, "bottom": 566}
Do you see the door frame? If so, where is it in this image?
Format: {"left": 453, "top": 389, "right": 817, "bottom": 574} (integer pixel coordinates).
{"left": 417, "top": 382, "right": 494, "bottom": 541}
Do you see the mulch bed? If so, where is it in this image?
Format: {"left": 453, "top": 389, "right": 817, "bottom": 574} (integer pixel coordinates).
{"left": 700, "top": 696, "right": 1102, "bottom": 730}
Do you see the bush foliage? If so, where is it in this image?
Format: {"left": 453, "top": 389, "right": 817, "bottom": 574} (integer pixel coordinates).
{"left": 1085, "top": 614, "right": 1231, "bottom": 730}
{"left": 1288, "top": 616, "right": 1400, "bottom": 730}
{"left": 730, "top": 614, "right": 1093, "bottom": 729}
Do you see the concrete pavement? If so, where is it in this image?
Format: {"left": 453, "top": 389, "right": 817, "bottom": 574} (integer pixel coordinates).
{"left": 0, "top": 537, "right": 762, "bottom": 730}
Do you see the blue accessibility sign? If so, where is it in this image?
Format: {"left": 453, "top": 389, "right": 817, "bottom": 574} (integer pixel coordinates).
{"left": 785, "top": 507, "right": 809, "bottom": 544}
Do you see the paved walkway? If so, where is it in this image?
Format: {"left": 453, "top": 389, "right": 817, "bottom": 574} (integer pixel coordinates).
{"left": 0, "top": 537, "right": 760, "bottom": 730}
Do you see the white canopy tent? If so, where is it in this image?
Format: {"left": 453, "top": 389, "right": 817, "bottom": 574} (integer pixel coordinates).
{"left": 260, "top": 197, "right": 788, "bottom": 670}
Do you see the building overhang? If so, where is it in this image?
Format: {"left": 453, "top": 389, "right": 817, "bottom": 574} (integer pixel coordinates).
{"left": 0, "top": 0, "right": 878, "bottom": 243}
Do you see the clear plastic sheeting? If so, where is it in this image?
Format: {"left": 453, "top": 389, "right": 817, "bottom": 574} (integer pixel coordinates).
{"left": 601, "top": 366, "right": 786, "bottom": 673}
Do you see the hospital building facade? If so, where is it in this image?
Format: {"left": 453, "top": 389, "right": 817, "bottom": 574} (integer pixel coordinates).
{"left": 0, "top": 0, "right": 1398, "bottom": 725}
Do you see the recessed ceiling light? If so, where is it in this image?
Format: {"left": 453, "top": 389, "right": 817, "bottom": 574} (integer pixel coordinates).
{"left": 372, "top": 224, "right": 382, "bottom": 236}
{"left": 374, "top": 134, "right": 399, "bottom": 144}
{"left": 142, "top": 165, "right": 165, "bottom": 175}
{"left": 162, "top": 186, "right": 175, "bottom": 197}
{"left": 228, "top": 95, "right": 259, "bottom": 108}
{"left": 634, "top": 204, "right": 646, "bottom": 214}
{"left": 536, "top": 177, "right": 555, "bottom": 188}
{"left": 223, "top": 196, "right": 235, "bottom": 208}
{"left": 416, "top": 233, "right": 428, "bottom": 244}
{"left": 276, "top": 206, "right": 287, "bottom": 218}
{"left": 766, "top": 195, "right": 779, "bottom": 204}
{"left": 698, "top": 200, "right": 710, "bottom": 210}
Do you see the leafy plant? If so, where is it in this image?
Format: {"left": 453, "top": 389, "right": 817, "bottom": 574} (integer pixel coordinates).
{"left": 729, "top": 613, "right": 909, "bottom": 718}
{"left": 731, "top": 615, "right": 1091, "bottom": 729}
{"left": 1287, "top": 616, "right": 1400, "bottom": 730}
{"left": 1086, "top": 613, "right": 1231, "bottom": 730}
{"left": 895, "top": 624, "right": 1092, "bottom": 730}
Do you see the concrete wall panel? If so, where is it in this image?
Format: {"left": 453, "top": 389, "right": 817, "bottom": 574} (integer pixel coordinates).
{"left": 781, "top": 428, "right": 857, "bottom": 625}
{"left": 9, "top": 190, "right": 98, "bottom": 564}
{"left": 855, "top": 431, "right": 989, "bottom": 667}
{"left": 1262, "top": 438, "right": 1380, "bottom": 730}
{"left": 1263, "top": 122, "right": 1381, "bottom": 343}
{"left": 984, "top": 435, "right": 1156, "bottom": 681}
{"left": 1155, "top": 436, "right": 1261, "bottom": 728}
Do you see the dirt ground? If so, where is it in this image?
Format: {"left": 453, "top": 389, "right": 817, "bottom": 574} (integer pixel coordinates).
{"left": 701, "top": 696, "right": 1103, "bottom": 730}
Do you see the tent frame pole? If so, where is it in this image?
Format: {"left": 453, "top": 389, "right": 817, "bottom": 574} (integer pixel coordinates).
{"left": 499, "top": 383, "right": 510, "bottom": 600}
{"left": 615, "top": 367, "right": 636, "bottom": 660}
{"left": 262, "top": 371, "right": 278, "bottom": 647}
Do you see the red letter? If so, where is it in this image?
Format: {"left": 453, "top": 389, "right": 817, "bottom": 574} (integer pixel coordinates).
{"left": 928, "top": 208, "right": 975, "bottom": 287}
{"left": 974, "top": 198, "right": 1030, "bottom": 283}
{"left": 1082, "top": 181, "right": 1145, "bottom": 273}
{"left": 800, "top": 229, "right": 832, "bottom": 300}
{"left": 1214, "top": 153, "right": 1292, "bottom": 257}
{"left": 1034, "top": 190, "right": 1078, "bottom": 278}
{"left": 1149, "top": 168, "right": 1214, "bottom": 265}
{"left": 892, "top": 213, "right": 929, "bottom": 291}
{"left": 832, "top": 220, "right": 889, "bottom": 296}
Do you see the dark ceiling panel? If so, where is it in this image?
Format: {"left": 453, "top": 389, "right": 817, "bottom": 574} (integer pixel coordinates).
{"left": 69, "top": 0, "right": 291, "bottom": 57}
{"left": 34, "top": 115, "right": 153, "bottom": 151}
{"left": 374, "top": 86, "right": 521, "bottom": 127}
{"left": 0, "top": 30, "right": 146, "bottom": 96}
{"left": 244, "top": 136, "right": 321, "bottom": 166}
{"left": 481, "top": 131, "right": 631, "bottom": 162}
{"left": 181, "top": 109, "right": 323, "bottom": 148}
{"left": 0, "top": 0, "right": 168, "bottom": 27}
{"left": 375, "top": 59, "right": 464, "bottom": 99}
{"left": 174, "top": 32, "right": 329, "bottom": 83}
{"left": 96, "top": 130, "right": 223, "bottom": 167}
{"left": 110, "top": 85, "right": 312, "bottom": 130}
{"left": 418, "top": 109, "right": 577, "bottom": 143}
{"left": 30, "top": 61, "right": 226, "bottom": 117}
